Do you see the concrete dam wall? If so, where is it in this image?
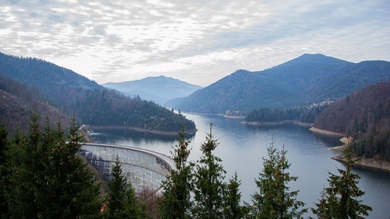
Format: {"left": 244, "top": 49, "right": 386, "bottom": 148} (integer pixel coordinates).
{"left": 80, "top": 143, "right": 174, "bottom": 193}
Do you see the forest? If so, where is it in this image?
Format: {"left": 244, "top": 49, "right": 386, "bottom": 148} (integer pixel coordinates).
{"left": 0, "top": 119, "right": 372, "bottom": 218}
{"left": 246, "top": 81, "right": 390, "bottom": 162}
{"left": 0, "top": 52, "right": 196, "bottom": 135}
{"left": 314, "top": 81, "right": 390, "bottom": 161}
{"left": 245, "top": 104, "right": 328, "bottom": 124}
{"left": 173, "top": 54, "right": 390, "bottom": 114}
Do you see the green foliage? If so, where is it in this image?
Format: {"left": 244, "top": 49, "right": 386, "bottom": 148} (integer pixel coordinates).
{"left": 246, "top": 105, "right": 327, "bottom": 124}
{"left": 0, "top": 110, "right": 376, "bottom": 219}
{"left": 2, "top": 116, "right": 102, "bottom": 218}
{"left": 311, "top": 149, "right": 372, "bottom": 218}
{"left": 192, "top": 124, "right": 227, "bottom": 219}
{"left": 158, "top": 131, "right": 193, "bottom": 219}
{"left": 106, "top": 157, "right": 141, "bottom": 219}
{"left": 74, "top": 89, "right": 196, "bottom": 132}
{"left": 224, "top": 172, "right": 243, "bottom": 219}
{"left": 252, "top": 144, "right": 306, "bottom": 219}
{"left": 0, "top": 52, "right": 196, "bottom": 134}
{"left": 0, "top": 122, "right": 8, "bottom": 218}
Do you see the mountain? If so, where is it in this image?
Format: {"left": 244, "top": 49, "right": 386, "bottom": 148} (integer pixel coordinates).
{"left": 170, "top": 54, "right": 390, "bottom": 114}
{"left": 314, "top": 80, "right": 390, "bottom": 161}
{"left": 0, "top": 75, "right": 72, "bottom": 135}
{"left": 314, "top": 80, "right": 390, "bottom": 135}
{"left": 0, "top": 52, "right": 196, "bottom": 134}
{"left": 103, "top": 76, "right": 202, "bottom": 105}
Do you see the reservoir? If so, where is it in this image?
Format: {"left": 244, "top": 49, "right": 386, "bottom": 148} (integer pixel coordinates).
{"left": 90, "top": 113, "right": 390, "bottom": 218}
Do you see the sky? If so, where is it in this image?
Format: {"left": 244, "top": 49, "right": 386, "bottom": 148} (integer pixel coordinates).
{"left": 1, "top": 0, "right": 389, "bottom": 86}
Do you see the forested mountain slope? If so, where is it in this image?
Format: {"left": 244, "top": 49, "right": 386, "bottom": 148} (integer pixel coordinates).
{"left": 103, "top": 75, "right": 201, "bottom": 105}
{"left": 171, "top": 54, "right": 390, "bottom": 114}
{"left": 0, "top": 75, "right": 72, "bottom": 135}
{"left": 314, "top": 80, "right": 390, "bottom": 160}
{"left": 0, "top": 52, "right": 196, "bottom": 133}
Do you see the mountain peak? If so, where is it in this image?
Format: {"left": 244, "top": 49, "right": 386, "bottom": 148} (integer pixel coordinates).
{"left": 270, "top": 53, "right": 353, "bottom": 70}
{"left": 172, "top": 54, "right": 390, "bottom": 113}
{"left": 103, "top": 76, "right": 202, "bottom": 105}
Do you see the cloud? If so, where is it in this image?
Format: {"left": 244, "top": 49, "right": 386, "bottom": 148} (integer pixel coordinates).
{"left": 0, "top": 0, "right": 389, "bottom": 86}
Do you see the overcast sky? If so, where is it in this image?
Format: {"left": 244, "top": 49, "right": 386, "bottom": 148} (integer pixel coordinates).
{"left": 1, "top": 0, "right": 389, "bottom": 86}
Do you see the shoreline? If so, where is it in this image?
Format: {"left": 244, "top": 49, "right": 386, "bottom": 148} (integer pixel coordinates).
{"left": 331, "top": 154, "right": 390, "bottom": 172}
{"left": 91, "top": 125, "right": 197, "bottom": 136}
{"left": 242, "top": 120, "right": 313, "bottom": 127}
{"left": 309, "top": 127, "right": 345, "bottom": 137}
{"left": 295, "top": 126, "right": 390, "bottom": 172}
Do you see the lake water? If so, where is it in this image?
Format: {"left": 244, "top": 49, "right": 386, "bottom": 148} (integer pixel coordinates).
{"left": 90, "top": 113, "right": 390, "bottom": 218}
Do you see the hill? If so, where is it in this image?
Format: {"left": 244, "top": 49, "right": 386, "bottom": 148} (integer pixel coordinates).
{"left": 103, "top": 76, "right": 202, "bottom": 105}
{"left": 0, "top": 52, "right": 196, "bottom": 134}
{"left": 0, "top": 75, "right": 72, "bottom": 135}
{"left": 170, "top": 54, "right": 390, "bottom": 114}
{"left": 314, "top": 80, "right": 390, "bottom": 161}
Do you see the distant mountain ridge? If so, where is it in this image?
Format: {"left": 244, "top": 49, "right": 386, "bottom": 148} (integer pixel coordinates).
{"left": 103, "top": 76, "right": 202, "bottom": 105}
{"left": 169, "top": 54, "right": 390, "bottom": 114}
{"left": 0, "top": 52, "right": 196, "bottom": 134}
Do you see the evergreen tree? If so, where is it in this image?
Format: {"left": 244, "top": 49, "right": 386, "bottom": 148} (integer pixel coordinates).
{"left": 158, "top": 131, "right": 193, "bottom": 219}
{"left": 4, "top": 116, "right": 102, "bottom": 218}
{"left": 252, "top": 144, "right": 306, "bottom": 219}
{"left": 0, "top": 122, "right": 9, "bottom": 218}
{"left": 224, "top": 172, "right": 243, "bottom": 219}
{"left": 1, "top": 129, "right": 25, "bottom": 218}
{"left": 106, "top": 156, "right": 139, "bottom": 219}
{"left": 312, "top": 148, "right": 372, "bottom": 218}
{"left": 6, "top": 114, "right": 42, "bottom": 217}
{"left": 0, "top": 122, "right": 6, "bottom": 164}
{"left": 192, "top": 124, "right": 226, "bottom": 219}
{"left": 49, "top": 119, "right": 102, "bottom": 218}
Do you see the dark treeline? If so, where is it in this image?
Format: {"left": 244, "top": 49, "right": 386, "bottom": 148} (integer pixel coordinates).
{"left": 0, "top": 117, "right": 102, "bottom": 218}
{"left": 0, "top": 75, "right": 72, "bottom": 135}
{"left": 0, "top": 119, "right": 372, "bottom": 218}
{"left": 0, "top": 52, "right": 196, "bottom": 134}
{"left": 0, "top": 76, "right": 196, "bottom": 134}
{"left": 73, "top": 89, "right": 195, "bottom": 132}
{"left": 314, "top": 81, "right": 390, "bottom": 161}
{"left": 245, "top": 105, "right": 328, "bottom": 124}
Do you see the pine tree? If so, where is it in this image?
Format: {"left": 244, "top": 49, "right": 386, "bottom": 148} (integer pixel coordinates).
{"left": 158, "top": 131, "right": 193, "bottom": 219}
{"left": 1, "top": 129, "right": 26, "bottom": 218}
{"left": 106, "top": 156, "right": 139, "bottom": 219}
{"left": 224, "top": 172, "right": 243, "bottom": 219}
{"left": 252, "top": 144, "right": 306, "bottom": 219}
{"left": 4, "top": 116, "right": 102, "bottom": 218}
{"left": 0, "top": 122, "right": 9, "bottom": 218}
{"left": 6, "top": 114, "right": 42, "bottom": 217}
{"left": 312, "top": 148, "right": 372, "bottom": 218}
{"left": 192, "top": 124, "right": 226, "bottom": 219}
{"left": 46, "top": 119, "right": 102, "bottom": 218}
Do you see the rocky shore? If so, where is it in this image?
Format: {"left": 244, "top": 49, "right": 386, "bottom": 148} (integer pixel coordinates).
{"left": 332, "top": 153, "right": 390, "bottom": 172}
{"left": 311, "top": 127, "right": 390, "bottom": 172}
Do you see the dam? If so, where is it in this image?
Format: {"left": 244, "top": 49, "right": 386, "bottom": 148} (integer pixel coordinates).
{"left": 80, "top": 143, "right": 174, "bottom": 193}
